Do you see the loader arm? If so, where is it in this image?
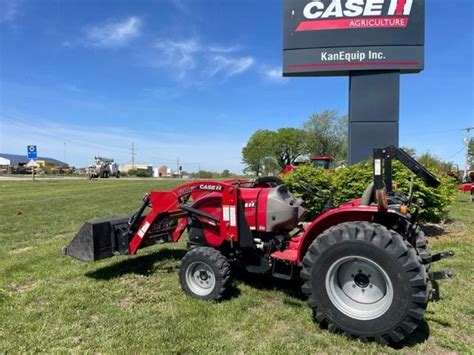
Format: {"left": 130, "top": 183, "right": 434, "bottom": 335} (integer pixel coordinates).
{"left": 64, "top": 181, "right": 242, "bottom": 261}
{"left": 127, "top": 181, "right": 240, "bottom": 255}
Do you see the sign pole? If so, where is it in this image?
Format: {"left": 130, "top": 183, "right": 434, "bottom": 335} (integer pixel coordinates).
{"left": 348, "top": 70, "right": 400, "bottom": 164}
{"left": 27, "top": 145, "right": 38, "bottom": 182}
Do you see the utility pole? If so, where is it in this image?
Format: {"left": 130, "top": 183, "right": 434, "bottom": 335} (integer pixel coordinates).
{"left": 463, "top": 127, "right": 474, "bottom": 181}
{"left": 130, "top": 142, "right": 136, "bottom": 170}
{"left": 63, "top": 142, "right": 66, "bottom": 163}
{"left": 177, "top": 157, "right": 180, "bottom": 179}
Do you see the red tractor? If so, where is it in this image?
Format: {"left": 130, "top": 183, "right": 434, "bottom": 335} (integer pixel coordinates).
{"left": 458, "top": 170, "right": 474, "bottom": 202}
{"left": 282, "top": 155, "right": 334, "bottom": 174}
{"left": 64, "top": 146, "right": 454, "bottom": 345}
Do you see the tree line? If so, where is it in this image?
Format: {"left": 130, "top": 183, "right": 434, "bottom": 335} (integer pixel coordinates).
{"left": 242, "top": 109, "right": 463, "bottom": 177}
{"left": 242, "top": 110, "right": 347, "bottom": 175}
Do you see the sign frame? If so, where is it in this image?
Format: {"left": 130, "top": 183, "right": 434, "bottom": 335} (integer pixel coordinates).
{"left": 283, "top": 0, "right": 425, "bottom": 76}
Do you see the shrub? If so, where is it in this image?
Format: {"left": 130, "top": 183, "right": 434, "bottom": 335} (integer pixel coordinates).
{"left": 390, "top": 161, "right": 457, "bottom": 223}
{"left": 136, "top": 169, "right": 152, "bottom": 178}
{"left": 332, "top": 161, "right": 373, "bottom": 205}
{"left": 283, "top": 161, "right": 458, "bottom": 223}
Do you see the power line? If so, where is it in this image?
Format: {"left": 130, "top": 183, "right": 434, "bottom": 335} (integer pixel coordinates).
{"left": 447, "top": 146, "right": 465, "bottom": 159}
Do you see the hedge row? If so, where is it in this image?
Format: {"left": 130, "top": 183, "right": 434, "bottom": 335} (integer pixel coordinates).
{"left": 282, "top": 161, "right": 458, "bottom": 223}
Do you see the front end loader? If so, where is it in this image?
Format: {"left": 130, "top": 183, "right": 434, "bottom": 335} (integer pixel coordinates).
{"left": 64, "top": 146, "right": 454, "bottom": 345}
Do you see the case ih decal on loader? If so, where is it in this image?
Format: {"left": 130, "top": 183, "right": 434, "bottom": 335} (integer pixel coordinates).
{"left": 64, "top": 146, "right": 454, "bottom": 345}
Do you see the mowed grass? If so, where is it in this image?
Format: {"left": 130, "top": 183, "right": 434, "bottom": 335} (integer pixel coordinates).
{"left": 0, "top": 179, "right": 472, "bottom": 353}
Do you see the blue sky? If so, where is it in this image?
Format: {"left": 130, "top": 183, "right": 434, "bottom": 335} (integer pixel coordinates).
{"left": 0, "top": 0, "right": 472, "bottom": 172}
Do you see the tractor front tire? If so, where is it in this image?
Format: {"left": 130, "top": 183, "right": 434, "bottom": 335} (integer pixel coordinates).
{"left": 301, "top": 221, "right": 429, "bottom": 345}
{"left": 179, "top": 247, "right": 232, "bottom": 302}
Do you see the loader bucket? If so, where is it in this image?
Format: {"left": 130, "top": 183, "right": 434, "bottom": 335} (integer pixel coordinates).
{"left": 63, "top": 216, "right": 130, "bottom": 262}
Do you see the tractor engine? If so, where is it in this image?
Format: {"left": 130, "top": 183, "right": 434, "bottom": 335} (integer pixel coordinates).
{"left": 189, "top": 184, "right": 305, "bottom": 258}
{"left": 240, "top": 184, "right": 306, "bottom": 233}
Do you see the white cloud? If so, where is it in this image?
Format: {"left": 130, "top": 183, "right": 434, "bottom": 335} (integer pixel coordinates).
{"left": 0, "top": 0, "right": 21, "bottom": 23}
{"left": 208, "top": 45, "right": 241, "bottom": 53}
{"left": 262, "top": 66, "right": 287, "bottom": 84}
{"left": 153, "top": 39, "right": 201, "bottom": 79}
{"left": 151, "top": 38, "right": 254, "bottom": 81}
{"left": 86, "top": 16, "right": 142, "bottom": 47}
{"left": 66, "top": 16, "right": 143, "bottom": 48}
{"left": 209, "top": 55, "right": 255, "bottom": 77}
{"left": 169, "top": 0, "right": 190, "bottom": 15}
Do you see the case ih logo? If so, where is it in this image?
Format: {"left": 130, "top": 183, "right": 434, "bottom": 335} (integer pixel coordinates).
{"left": 198, "top": 184, "right": 223, "bottom": 191}
{"left": 297, "top": 0, "right": 413, "bottom": 32}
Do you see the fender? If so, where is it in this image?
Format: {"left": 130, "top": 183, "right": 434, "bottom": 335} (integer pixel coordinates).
{"left": 296, "top": 201, "right": 405, "bottom": 263}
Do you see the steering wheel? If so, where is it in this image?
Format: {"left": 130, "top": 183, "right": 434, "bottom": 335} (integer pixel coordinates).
{"left": 252, "top": 176, "right": 284, "bottom": 187}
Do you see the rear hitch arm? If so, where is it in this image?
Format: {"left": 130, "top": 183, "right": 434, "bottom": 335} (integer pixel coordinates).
{"left": 428, "top": 270, "right": 454, "bottom": 281}
{"left": 421, "top": 250, "right": 455, "bottom": 265}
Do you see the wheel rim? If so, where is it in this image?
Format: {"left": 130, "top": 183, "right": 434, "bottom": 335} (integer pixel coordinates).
{"left": 185, "top": 261, "right": 216, "bottom": 296}
{"left": 325, "top": 256, "right": 393, "bottom": 320}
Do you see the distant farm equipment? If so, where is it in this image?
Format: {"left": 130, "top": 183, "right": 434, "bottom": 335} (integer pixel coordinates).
{"left": 87, "top": 157, "right": 120, "bottom": 179}
{"left": 458, "top": 170, "right": 474, "bottom": 202}
{"left": 282, "top": 155, "right": 335, "bottom": 174}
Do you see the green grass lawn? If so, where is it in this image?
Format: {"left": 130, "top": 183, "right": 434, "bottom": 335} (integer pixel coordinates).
{"left": 1, "top": 180, "right": 473, "bottom": 353}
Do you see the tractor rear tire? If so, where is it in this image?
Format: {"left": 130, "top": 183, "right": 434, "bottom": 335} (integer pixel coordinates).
{"left": 301, "top": 221, "right": 429, "bottom": 345}
{"left": 414, "top": 226, "right": 431, "bottom": 271}
{"left": 179, "top": 247, "right": 232, "bottom": 302}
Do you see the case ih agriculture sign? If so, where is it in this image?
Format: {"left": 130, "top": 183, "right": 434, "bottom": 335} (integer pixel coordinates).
{"left": 283, "top": 0, "right": 425, "bottom": 76}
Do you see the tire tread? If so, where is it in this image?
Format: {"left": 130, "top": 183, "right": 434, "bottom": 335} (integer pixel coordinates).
{"left": 180, "top": 246, "right": 232, "bottom": 301}
{"left": 300, "top": 221, "right": 429, "bottom": 345}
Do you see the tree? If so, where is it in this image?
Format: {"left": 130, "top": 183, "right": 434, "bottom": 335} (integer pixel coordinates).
{"left": 271, "top": 128, "right": 308, "bottom": 167}
{"left": 221, "top": 169, "right": 231, "bottom": 178}
{"left": 303, "top": 110, "right": 348, "bottom": 161}
{"left": 417, "top": 152, "right": 452, "bottom": 173}
{"left": 242, "top": 128, "right": 309, "bottom": 174}
{"left": 242, "top": 130, "right": 275, "bottom": 175}
{"left": 192, "top": 170, "right": 216, "bottom": 179}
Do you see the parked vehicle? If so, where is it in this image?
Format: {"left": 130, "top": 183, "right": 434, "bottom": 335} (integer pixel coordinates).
{"left": 87, "top": 157, "right": 120, "bottom": 179}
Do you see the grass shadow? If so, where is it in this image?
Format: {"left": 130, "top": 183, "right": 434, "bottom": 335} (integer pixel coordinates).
{"left": 233, "top": 268, "right": 306, "bottom": 302}
{"left": 86, "top": 248, "right": 186, "bottom": 280}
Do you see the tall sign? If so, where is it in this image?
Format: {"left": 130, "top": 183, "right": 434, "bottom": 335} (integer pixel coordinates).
{"left": 283, "top": 0, "right": 425, "bottom": 163}
{"left": 27, "top": 145, "right": 38, "bottom": 181}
